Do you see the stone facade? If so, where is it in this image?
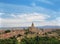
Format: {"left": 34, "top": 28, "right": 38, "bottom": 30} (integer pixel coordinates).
{"left": 29, "top": 23, "right": 38, "bottom": 33}
{"left": 29, "top": 23, "right": 43, "bottom": 34}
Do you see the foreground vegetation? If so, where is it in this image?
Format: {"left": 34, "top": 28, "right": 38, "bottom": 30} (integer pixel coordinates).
{"left": 0, "top": 37, "right": 18, "bottom": 44}
{"left": 20, "top": 36, "right": 60, "bottom": 44}
{"left": 0, "top": 36, "right": 60, "bottom": 44}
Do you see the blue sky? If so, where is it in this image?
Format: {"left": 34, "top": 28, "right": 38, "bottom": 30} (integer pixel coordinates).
{"left": 0, "top": 0, "right": 60, "bottom": 27}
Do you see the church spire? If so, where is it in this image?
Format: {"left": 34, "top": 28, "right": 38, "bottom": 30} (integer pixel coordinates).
{"left": 31, "top": 22, "right": 34, "bottom": 27}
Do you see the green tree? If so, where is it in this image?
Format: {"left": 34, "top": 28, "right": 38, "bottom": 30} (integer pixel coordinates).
{"left": 4, "top": 30, "right": 11, "bottom": 33}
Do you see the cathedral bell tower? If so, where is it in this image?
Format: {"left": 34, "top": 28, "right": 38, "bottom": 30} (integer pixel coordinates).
{"left": 31, "top": 22, "right": 34, "bottom": 28}
{"left": 29, "top": 22, "right": 36, "bottom": 33}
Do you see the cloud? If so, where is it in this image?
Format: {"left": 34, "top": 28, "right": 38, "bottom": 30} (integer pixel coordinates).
{"left": 0, "top": 2, "right": 60, "bottom": 27}
{"left": 51, "top": 17, "right": 60, "bottom": 26}
{"left": 0, "top": 3, "right": 56, "bottom": 14}
{"left": 0, "top": 15, "right": 60, "bottom": 27}
{"left": 0, "top": 12, "right": 60, "bottom": 27}
{"left": 10, "top": 14, "right": 17, "bottom": 18}
{"left": 14, "top": 13, "right": 50, "bottom": 21}
{"left": 0, "top": 13, "right": 50, "bottom": 27}
{"left": 37, "top": 0, "right": 54, "bottom": 5}
{"left": 0, "top": 3, "right": 60, "bottom": 19}
{"left": 0, "top": 13, "right": 4, "bottom": 16}
{"left": 42, "top": 17, "right": 60, "bottom": 26}
{"left": 34, "top": 17, "right": 60, "bottom": 26}
{"left": 31, "top": 2, "right": 36, "bottom": 7}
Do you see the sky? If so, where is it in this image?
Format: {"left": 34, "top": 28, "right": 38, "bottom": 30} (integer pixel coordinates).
{"left": 0, "top": 0, "right": 60, "bottom": 27}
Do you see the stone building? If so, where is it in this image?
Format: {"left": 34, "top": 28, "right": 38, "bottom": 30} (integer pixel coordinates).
{"left": 29, "top": 23, "right": 43, "bottom": 35}
{"left": 29, "top": 23, "right": 38, "bottom": 33}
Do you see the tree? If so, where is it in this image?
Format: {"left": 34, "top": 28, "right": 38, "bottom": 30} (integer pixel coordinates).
{"left": 4, "top": 30, "right": 11, "bottom": 33}
{"left": 20, "top": 36, "right": 60, "bottom": 44}
{"left": 0, "top": 37, "right": 18, "bottom": 44}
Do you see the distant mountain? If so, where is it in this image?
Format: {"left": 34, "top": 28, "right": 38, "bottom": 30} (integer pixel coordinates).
{"left": 38, "top": 26, "right": 60, "bottom": 29}
{"left": 0, "top": 26, "right": 60, "bottom": 30}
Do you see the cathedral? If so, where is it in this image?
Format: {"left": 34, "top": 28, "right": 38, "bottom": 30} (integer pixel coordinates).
{"left": 29, "top": 23, "right": 37, "bottom": 33}
{"left": 29, "top": 23, "right": 43, "bottom": 34}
